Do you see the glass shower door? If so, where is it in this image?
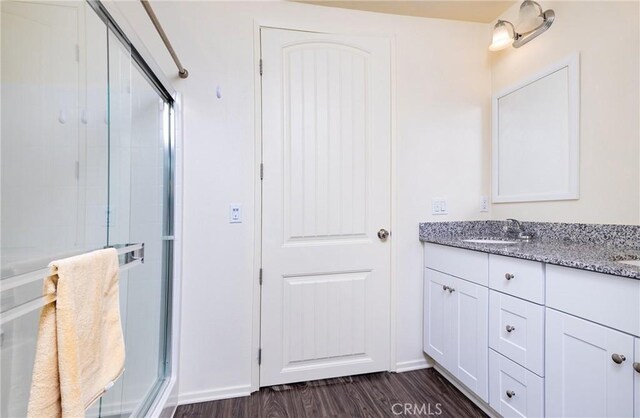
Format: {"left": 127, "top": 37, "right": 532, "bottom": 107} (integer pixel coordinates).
{"left": 99, "top": 28, "right": 172, "bottom": 417}
{"left": 0, "top": 1, "right": 174, "bottom": 416}
{"left": 1, "top": 2, "right": 109, "bottom": 416}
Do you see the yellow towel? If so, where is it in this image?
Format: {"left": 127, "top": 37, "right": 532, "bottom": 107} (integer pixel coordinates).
{"left": 27, "top": 248, "right": 125, "bottom": 418}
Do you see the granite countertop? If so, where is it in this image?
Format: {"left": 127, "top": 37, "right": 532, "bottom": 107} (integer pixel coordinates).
{"left": 419, "top": 221, "right": 640, "bottom": 280}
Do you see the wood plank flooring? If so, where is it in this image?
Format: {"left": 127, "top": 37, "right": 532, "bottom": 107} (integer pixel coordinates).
{"left": 175, "top": 368, "right": 487, "bottom": 418}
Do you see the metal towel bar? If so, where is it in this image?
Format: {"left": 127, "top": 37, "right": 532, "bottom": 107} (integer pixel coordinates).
{"left": 0, "top": 243, "right": 145, "bottom": 326}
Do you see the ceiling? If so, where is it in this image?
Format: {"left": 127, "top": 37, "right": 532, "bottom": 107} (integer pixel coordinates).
{"left": 292, "top": 1, "right": 516, "bottom": 23}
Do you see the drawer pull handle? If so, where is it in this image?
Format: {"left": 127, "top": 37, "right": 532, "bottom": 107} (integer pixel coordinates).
{"left": 506, "top": 390, "right": 516, "bottom": 399}
{"left": 506, "top": 325, "right": 516, "bottom": 333}
{"left": 505, "top": 273, "right": 515, "bottom": 280}
{"left": 633, "top": 362, "right": 640, "bottom": 373}
{"left": 611, "top": 353, "right": 626, "bottom": 364}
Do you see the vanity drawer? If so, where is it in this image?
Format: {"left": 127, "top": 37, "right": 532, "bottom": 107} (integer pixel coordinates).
{"left": 489, "top": 291, "right": 544, "bottom": 376}
{"left": 489, "top": 255, "right": 545, "bottom": 304}
{"left": 424, "top": 243, "right": 488, "bottom": 286}
{"left": 546, "top": 265, "right": 640, "bottom": 337}
{"left": 489, "top": 349, "right": 544, "bottom": 418}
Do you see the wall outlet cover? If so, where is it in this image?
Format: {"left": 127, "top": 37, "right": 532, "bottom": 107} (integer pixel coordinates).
{"left": 480, "top": 196, "right": 489, "bottom": 212}
{"left": 229, "top": 204, "right": 242, "bottom": 223}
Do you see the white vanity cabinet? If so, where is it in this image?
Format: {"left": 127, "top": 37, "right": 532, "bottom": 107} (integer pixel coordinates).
{"left": 423, "top": 242, "right": 640, "bottom": 418}
{"left": 546, "top": 308, "right": 635, "bottom": 417}
{"left": 424, "top": 244, "right": 489, "bottom": 402}
{"left": 545, "top": 266, "right": 640, "bottom": 418}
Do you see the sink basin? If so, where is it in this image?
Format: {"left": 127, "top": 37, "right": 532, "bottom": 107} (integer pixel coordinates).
{"left": 462, "top": 238, "right": 519, "bottom": 245}
{"left": 618, "top": 259, "right": 640, "bottom": 267}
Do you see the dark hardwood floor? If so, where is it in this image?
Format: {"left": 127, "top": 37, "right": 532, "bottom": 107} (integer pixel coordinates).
{"left": 175, "top": 368, "right": 487, "bottom": 418}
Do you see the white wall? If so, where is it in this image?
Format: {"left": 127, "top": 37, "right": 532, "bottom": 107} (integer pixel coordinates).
{"left": 490, "top": 1, "right": 640, "bottom": 224}
{"left": 105, "top": 0, "right": 491, "bottom": 403}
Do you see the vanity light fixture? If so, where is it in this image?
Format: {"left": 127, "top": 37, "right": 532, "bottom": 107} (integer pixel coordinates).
{"left": 489, "top": 0, "right": 555, "bottom": 51}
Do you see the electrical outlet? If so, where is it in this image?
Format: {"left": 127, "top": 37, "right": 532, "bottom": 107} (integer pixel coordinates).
{"left": 480, "top": 196, "right": 489, "bottom": 212}
{"left": 431, "top": 198, "right": 448, "bottom": 215}
{"left": 229, "top": 204, "right": 242, "bottom": 223}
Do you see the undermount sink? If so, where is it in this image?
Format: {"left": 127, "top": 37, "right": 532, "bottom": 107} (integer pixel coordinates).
{"left": 618, "top": 259, "right": 640, "bottom": 267}
{"left": 462, "top": 238, "right": 519, "bottom": 245}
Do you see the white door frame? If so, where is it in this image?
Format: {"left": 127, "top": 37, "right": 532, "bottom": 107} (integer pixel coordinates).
{"left": 250, "top": 20, "right": 398, "bottom": 392}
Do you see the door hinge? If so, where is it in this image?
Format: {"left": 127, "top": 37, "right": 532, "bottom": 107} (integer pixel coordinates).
{"left": 258, "top": 348, "right": 262, "bottom": 365}
{"left": 259, "top": 59, "right": 263, "bottom": 76}
{"left": 259, "top": 268, "right": 263, "bottom": 285}
{"left": 260, "top": 163, "right": 264, "bottom": 180}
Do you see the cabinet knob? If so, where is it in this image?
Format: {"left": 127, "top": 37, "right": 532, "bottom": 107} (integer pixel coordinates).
{"left": 442, "top": 285, "right": 449, "bottom": 291}
{"left": 506, "top": 390, "right": 516, "bottom": 398}
{"left": 506, "top": 325, "right": 516, "bottom": 333}
{"left": 633, "top": 362, "right": 640, "bottom": 373}
{"left": 448, "top": 287, "right": 455, "bottom": 293}
{"left": 505, "top": 273, "right": 515, "bottom": 280}
{"left": 611, "top": 353, "right": 626, "bottom": 364}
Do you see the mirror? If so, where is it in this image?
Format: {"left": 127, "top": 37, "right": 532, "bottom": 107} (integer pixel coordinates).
{"left": 492, "top": 54, "right": 579, "bottom": 203}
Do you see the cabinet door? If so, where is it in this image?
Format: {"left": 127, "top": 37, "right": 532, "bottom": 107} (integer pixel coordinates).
{"left": 452, "top": 277, "right": 489, "bottom": 402}
{"left": 635, "top": 338, "right": 639, "bottom": 418}
{"left": 424, "top": 269, "right": 454, "bottom": 370}
{"left": 546, "top": 308, "right": 635, "bottom": 418}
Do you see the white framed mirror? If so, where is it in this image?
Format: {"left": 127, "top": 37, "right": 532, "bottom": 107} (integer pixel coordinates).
{"left": 492, "top": 53, "right": 580, "bottom": 203}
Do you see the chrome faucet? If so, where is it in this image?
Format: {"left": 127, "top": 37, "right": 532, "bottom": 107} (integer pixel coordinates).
{"left": 504, "top": 219, "right": 533, "bottom": 241}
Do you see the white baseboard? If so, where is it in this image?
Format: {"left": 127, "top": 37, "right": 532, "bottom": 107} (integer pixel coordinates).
{"left": 178, "top": 384, "right": 252, "bottom": 406}
{"left": 395, "top": 358, "right": 433, "bottom": 373}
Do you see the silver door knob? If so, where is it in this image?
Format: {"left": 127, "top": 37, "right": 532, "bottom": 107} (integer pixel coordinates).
{"left": 505, "top": 273, "right": 515, "bottom": 280}
{"left": 611, "top": 353, "right": 626, "bottom": 364}
{"left": 377, "top": 229, "right": 390, "bottom": 240}
{"left": 633, "top": 362, "right": 640, "bottom": 373}
{"left": 506, "top": 325, "right": 516, "bottom": 333}
{"left": 506, "top": 390, "right": 516, "bottom": 398}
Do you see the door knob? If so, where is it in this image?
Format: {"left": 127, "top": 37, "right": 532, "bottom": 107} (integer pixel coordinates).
{"left": 506, "top": 325, "right": 516, "bottom": 333}
{"left": 633, "top": 362, "right": 640, "bottom": 373}
{"left": 377, "top": 229, "right": 390, "bottom": 240}
{"left": 505, "top": 273, "right": 515, "bottom": 280}
{"left": 611, "top": 353, "right": 626, "bottom": 364}
{"left": 506, "top": 390, "right": 516, "bottom": 398}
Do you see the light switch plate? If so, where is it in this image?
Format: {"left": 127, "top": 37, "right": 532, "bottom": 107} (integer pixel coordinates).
{"left": 229, "top": 204, "right": 242, "bottom": 223}
{"left": 431, "top": 198, "right": 448, "bottom": 215}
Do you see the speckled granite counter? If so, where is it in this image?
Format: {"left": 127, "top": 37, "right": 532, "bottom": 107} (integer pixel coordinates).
{"left": 419, "top": 221, "right": 640, "bottom": 279}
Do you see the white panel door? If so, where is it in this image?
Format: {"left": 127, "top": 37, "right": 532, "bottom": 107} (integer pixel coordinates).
{"left": 260, "top": 28, "right": 391, "bottom": 386}
{"left": 452, "top": 277, "right": 489, "bottom": 402}
{"left": 546, "top": 308, "right": 635, "bottom": 418}
{"left": 424, "top": 269, "right": 455, "bottom": 371}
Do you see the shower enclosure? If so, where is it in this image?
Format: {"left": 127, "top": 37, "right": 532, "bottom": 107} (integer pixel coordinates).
{"left": 0, "top": 1, "right": 179, "bottom": 416}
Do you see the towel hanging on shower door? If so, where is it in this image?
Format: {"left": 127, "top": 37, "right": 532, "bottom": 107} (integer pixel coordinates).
{"left": 27, "top": 248, "right": 125, "bottom": 418}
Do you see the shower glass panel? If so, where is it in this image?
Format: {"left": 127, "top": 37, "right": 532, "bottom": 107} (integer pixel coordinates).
{"left": 0, "top": 1, "right": 174, "bottom": 416}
